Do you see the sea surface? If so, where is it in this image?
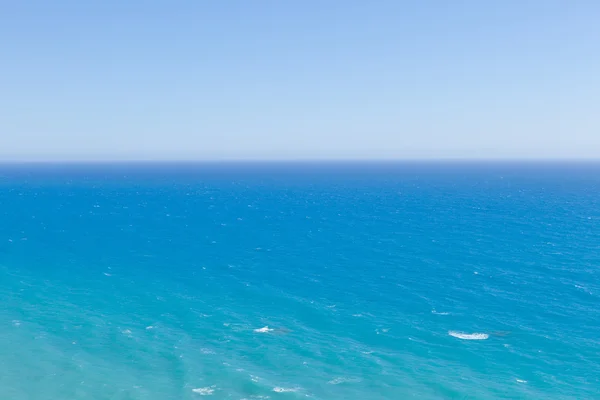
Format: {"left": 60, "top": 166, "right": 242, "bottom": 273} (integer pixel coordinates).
{"left": 0, "top": 162, "right": 599, "bottom": 399}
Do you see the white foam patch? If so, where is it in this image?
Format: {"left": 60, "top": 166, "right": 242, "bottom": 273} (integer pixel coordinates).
{"left": 516, "top": 379, "right": 527, "bottom": 383}
{"left": 254, "top": 326, "right": 273, "bottom": 333}
{"left": 328, "top": 377, "right": 361, "bottom": 385}
{"left": 431, "top": 310, "right": 449, "bottom": 315}
{"left": 192, "top": 386, "right": 215, "bottom": 395}
{"left": 273, "top": 387, "right": 298, "bottom": 393}
{"left": 449, "top": 331, "right": 489, "bottom": 340}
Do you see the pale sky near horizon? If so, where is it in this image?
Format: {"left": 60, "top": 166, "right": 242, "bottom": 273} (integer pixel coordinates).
{"left": 1, "top": 1, "right": 599, "bottom": 160}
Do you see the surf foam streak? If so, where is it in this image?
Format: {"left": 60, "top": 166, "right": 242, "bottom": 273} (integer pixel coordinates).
{"left": 273, "top": 387, "right": 298, "bottom": 393}
{"left": 192, "top": 386, "right": 215, "bottom": 395}
{"left": 448, "top": 331, "right": 489, "bottom": 340}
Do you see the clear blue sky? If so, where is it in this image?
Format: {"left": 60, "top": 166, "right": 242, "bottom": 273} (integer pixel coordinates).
{"left": 1, "top": 1, "right": 598, "bottom": 160}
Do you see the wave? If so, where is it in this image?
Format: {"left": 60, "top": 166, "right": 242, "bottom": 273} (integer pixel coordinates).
{"left": 328, "top": 377, "right": 361, "bottom": 385}
{"left": 254, "top": 326, "right": 273, "bottom": 333}
{"left": 192, "top": 386, "right": 215, "bottom": 395}
{"left": 448, "top": 331, "right": 489, "bottom": 340}
{"left": 273, "top": 387, "right": 298, "bottom": 393}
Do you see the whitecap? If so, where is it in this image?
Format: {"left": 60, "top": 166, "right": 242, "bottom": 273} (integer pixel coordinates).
{"left": 516, "top": 379, "right": 527, "bottom": 383}
{"left": 273, "top": 387, "right": 298, "bottom": 393}
{"left": 192, "top": 386, "right": 215, "bottom": 395}
{"left": 449, "top": 331, "right": 489, "bottom": 340}
{"left": 328, "top": 377, "right": 361, "bottom": 385}
{"left": 145, "top": 325, "right": 155, "bottom": 330}
{"left": 254, "top": 326, "right": 273, "bottom": 333}
{"left": 432, "top": 310, "right": 449, "bottom": 315}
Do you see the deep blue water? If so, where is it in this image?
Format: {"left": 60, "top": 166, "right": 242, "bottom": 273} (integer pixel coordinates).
{"left": 1, "top": 162, "right": 599, "bottom": 399}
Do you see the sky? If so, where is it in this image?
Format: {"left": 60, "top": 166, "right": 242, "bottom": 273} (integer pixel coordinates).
{"left": 1, "top": 1, "right": 599, "bottom": 161}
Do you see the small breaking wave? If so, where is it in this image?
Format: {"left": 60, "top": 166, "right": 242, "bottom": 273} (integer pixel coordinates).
{"left": 192, "top": 386, "right": 215, "bottom": 395}
{"left": 254, "top": 326, "right": 273, "bottom": 333}
{"left": 449, "top": 331, "right": 489, "bottom": 340}
{"left": 328, "top": 377, "right": 361, "bottom": 385}
{"left": 431, "top": 310, "right": 449, "bottom": 315}
{"left": 273, "top": 387, "right": 298, "bottom": 393}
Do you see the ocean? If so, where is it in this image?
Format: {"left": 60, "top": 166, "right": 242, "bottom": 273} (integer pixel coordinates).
{"left": 0, "top": 162, "right": 598, "bottom": 399}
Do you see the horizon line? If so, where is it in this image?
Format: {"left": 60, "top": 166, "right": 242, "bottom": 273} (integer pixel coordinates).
{"left": 0, "top": 157, "right": 599, "bottom": 164}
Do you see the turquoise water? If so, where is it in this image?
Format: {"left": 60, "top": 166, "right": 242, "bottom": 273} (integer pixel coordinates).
{"left": 1, "top": 163, "right": 599, "bottom": 399}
